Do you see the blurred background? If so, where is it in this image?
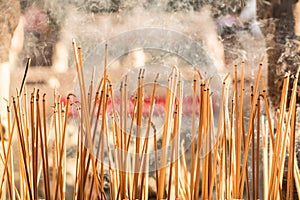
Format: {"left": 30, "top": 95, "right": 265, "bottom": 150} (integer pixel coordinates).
{"left": 1, "top": 0, "right": 298, "bottom": 109}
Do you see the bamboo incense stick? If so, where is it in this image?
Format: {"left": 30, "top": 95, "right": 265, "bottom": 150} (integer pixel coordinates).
{"left": 157, "top": 67, "right": 177, "bottom": 200}
{"left": 7, "top": 103, "right": 15, "bottom": 200}
{"left": 233, "top": 65, "right": 241, "bottom": 198}
{"left": 2, "top": 41, "right": 300, "bottom": 200}
{"left": 194, "top": 82, "right": 204, "bottom": 200}
{"left": 0, "top": 118, "right": 13, "bottom": 200}
{"left": 268, "top": 73, "right": 290, "bottom": 199}
{"left": 139, "top": 73, "right": 159, "bottom": 200}
{"left": 239, "top": 63, "right": 262, "bottom": 197}
{"left": 72, "top": 39, "right": 100, "bottom": 198}
{"left": 13, "top": 97, "right": 33, "bottom": 200}
{"left": 294, "top": 154, "right": 300, "bottom": 200}
{"left": 19, "top": 58, "right": 30, "bottom": 95}
{"left": 255, "top": 96, "right": 261, "bottom": 200}
{"left": 286, "top": 67, "right": 300, "bottom": 199}
{"left": 190, "top": 67, "right": 197, "bottom": 199}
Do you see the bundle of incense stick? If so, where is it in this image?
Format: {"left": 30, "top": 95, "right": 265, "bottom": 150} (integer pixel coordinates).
{"left": 0, "top": 41, "right": 299, "bottom": 200}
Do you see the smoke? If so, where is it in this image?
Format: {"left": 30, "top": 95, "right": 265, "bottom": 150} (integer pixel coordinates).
{"left": 57, "top": 1, "right": 225, "bottom": 76}
{"left": 20, "top": 0, "right": 266, "bottom": 83}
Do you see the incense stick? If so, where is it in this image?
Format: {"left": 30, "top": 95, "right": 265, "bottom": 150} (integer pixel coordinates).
{"left": 2, "top": 42, "right": 299, "bottom": 199}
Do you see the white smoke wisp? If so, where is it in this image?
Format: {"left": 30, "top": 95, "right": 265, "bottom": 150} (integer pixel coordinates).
{"left": 57, "top": 2, "right": 225, "bottom": 76}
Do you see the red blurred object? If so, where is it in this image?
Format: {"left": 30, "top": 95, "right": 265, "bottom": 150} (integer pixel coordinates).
{"left": 62, "top": 95, "right": 218, "bottom": 118}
